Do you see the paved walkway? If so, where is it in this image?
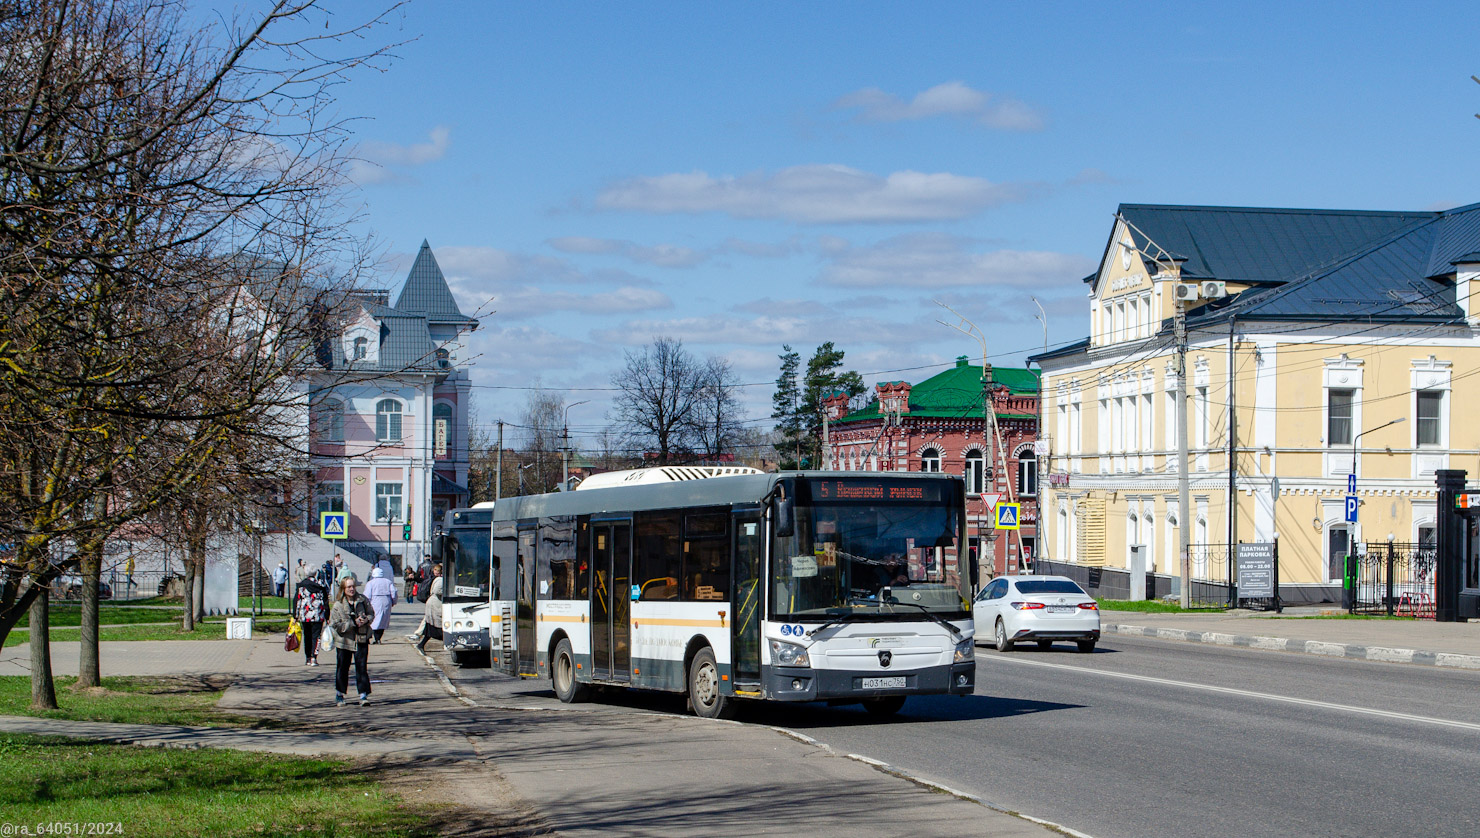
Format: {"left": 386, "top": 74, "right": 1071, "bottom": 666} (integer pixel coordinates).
{"left": 1100, "top": 608, "right": 1480, "bottom": 668}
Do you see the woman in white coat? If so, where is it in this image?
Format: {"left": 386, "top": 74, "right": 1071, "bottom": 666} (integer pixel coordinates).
{"left": 362, "top": 566, "right": 397, "bottom": 644}
{"left": 415, "top": 563, "right": 443, "bottom": 653}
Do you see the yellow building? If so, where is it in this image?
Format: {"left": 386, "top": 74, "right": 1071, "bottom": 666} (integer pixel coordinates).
{"left": 1034, "top": 203, "right": 1480, "bottom": 604}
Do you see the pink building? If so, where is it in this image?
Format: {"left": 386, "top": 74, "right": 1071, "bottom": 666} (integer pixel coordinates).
{"left": 821, "top": 357, "right": 1040, "bottom": 589}
{"left": 308, "top": 241, "right": 478, "bottom": 565}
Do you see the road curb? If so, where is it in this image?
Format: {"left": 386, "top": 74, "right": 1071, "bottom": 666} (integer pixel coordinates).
{"left": 1103, "top": 623, "right": 1480, "bottom": 670}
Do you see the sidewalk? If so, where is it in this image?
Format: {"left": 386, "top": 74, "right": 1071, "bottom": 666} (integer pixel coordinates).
{"left": 1101, "top": 608, "right": 1480, "bottom": 668}
{"left": 1, "top": 603, "right": 1063, "bottom": 838}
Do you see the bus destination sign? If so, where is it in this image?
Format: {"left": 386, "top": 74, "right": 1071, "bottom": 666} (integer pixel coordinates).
{"left": 811, "top": 478, "right": 943, "bottom": 502}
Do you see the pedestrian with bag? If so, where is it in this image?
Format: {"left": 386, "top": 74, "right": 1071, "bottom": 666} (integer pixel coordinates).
{"left": 363, "top": 565, "right": 397, "bottom": 644}
{"left": 293, "top": 575, "right": 328, "bottom": 667}
{"left": 329, "top": 576, "right": 374, "bottom": 706}
{"left": 403, "top": 562, "right": 417, "bottom": 600}
{"left": 416, "top": 562, "right": 444, "bottom": 653}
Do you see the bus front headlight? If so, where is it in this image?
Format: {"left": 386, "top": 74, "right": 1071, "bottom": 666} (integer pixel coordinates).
{"left": 770, "top": 640, "right": 810, "bottom": 667}
{"left": 954, "top": 638, "right": 975, "bottom": 663}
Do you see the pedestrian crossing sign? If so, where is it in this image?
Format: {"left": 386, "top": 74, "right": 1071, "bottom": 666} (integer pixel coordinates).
{"left": 995, "top": 503, "right": 1021, "bottom": 530}
{"left": 319, "top": 511, "right": 348, "bottom": 540}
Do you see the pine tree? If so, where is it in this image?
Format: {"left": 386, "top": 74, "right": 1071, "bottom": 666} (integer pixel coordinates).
{"left": 771, "top": 345, "right": 804, "bottom": 468}
{"left": 799, "top": 342, "right": 866, "bottom": 468}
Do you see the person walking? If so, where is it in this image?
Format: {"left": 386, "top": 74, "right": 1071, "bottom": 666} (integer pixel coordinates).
{"left": 416, "top": 563, "right": 444, "bottom": 653}
{"left": 294, "top": 558, "right": 310, "bottom": 587}
{"left": 334, "top": 553, "right": 355, "bottom": 583}
{"left": 403, "top": 561, "right": 417, "bottom": 600}
{"left": 272, "top": 562, "right": 289, "bottom": 598}
{"left": 363, "top": 566, "right": 397, "bottom": 644}
{"left": 329, "top": 576, "right": 374, "bottom": 706}
{"left": 293, "top": 575, "right": 328, "bottom": 667}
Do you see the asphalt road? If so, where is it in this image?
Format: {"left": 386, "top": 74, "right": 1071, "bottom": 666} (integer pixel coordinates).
{"left": 740, "top": 635, "right": 1480, "bottom": 838}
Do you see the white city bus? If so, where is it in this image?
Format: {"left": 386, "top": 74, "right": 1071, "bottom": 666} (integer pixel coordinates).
{"left": 490, "top": 468, "right": 975, "bottom": 718}
{"left": 436, "top": 503, "right": 496, "bottom": 667}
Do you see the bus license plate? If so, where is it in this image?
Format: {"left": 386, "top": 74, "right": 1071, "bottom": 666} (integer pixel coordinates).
{"left": 861, "top": 677, "right": 905, "bottom": 690}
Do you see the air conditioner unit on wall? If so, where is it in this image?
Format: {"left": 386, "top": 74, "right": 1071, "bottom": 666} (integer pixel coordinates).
{"left": 1201, "top": 281, "right": 1228, "bottom": 299}
{"left": 1173, "top": 283, "right": 1201, "bottom": 302}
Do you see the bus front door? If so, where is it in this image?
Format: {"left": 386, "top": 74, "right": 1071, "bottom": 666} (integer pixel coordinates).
{"left": 590, "top": 521, "right": 632, "bottom": 681}
{"left": 516, "top": 528, "right": 538, "bottom": 677}
{"left": 732, "top": 512, "right": 762, "bottom": 687}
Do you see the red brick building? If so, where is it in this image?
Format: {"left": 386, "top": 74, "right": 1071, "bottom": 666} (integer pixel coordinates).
{"left": 821, "top": 357, "right": 1040, "bottom": 590}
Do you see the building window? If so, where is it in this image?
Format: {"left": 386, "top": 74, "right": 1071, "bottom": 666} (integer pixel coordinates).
{"left": 376, "top": 399, "right": 403, "bottom": 442}
{"left": 920, "top": 448, "right": 941, "bottom": 473}
{"left": 315, "top": 482, "right": 344, "bottom": 516}
{"left": 1416, "top": 390, "right": 1442, "bottom": 447}
{"left": 435, "top": 347, "right": 450, "bottom": 369}
{"left": 313, "top": 399, "right": 344, "bottom": 442}
{"left": 1017, "top": 459, "right": 1037, "bottom": 497}
{"left": 352, "top": 336, "right": 368, "bottom": 360}
{"left": 375, "top": 483, "right": 403, "bottom": 523}
{"left": 964, "top": 450, "right": 985, "bottom": 495}
{"left": 433, "top": 402, "right": 453, "bottom": 458}
{"left": 1327, "top": 388, "right": 1354, "bottom": 447}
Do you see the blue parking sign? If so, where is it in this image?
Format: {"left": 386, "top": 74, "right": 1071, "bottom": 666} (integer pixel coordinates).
{"left": 1344, "top": 495, "right": 1359, "bottom": 524}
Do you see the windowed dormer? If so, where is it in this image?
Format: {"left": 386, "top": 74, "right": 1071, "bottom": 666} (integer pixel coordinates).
{"left": 342, "top": 308, "right": 381, "bottom": 366}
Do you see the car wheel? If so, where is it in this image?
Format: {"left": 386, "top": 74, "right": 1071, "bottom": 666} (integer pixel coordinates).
{"left": 862, "top": 695, "right": 906, "bottom": 717}
{"left": 1037, "top": 640, "right": 1053, "bottom": 651}
{"left": 994, "top": 619, "right": 1013, "bottom": 652}
{"left": 687, "top": 647, "right": 734, "bottom": 719}
{"left": 1077, "top": 639, "right": 1097, "bottom": 654}
{"left": 551, "top": 638, "right": 589, "bottom": 703}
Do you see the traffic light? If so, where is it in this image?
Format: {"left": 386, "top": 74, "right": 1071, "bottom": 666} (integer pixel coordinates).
{"left": 402, "top": 523, "right": 411, "bottom": 541}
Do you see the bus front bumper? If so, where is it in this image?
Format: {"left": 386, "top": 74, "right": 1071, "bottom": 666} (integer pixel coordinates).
{"left": 444, "top": 629, "right": 489, "bottom": 652}
{"left": 763, "top": 662, "right": 974, "bottom": 701}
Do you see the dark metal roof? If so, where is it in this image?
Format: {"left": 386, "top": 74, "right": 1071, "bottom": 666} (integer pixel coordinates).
{"left": 394, "top": 240, "right": 477, "bottom": 326}
{"left": 1099, "top": 204, "right": 1434, "bottom": 286}
{"left": 432, "top": 473, "right": 468, "bottom": 496}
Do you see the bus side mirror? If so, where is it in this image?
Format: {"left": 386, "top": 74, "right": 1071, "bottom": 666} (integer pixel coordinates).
{"left": 774, "top": 496, "right": 795, "bottom": 538}
{"left": 430, "top": 532, "right": 444, "bottom": 561}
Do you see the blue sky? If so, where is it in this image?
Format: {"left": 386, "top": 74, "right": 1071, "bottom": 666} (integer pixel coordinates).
{"left": 328, "top": 1, "right": 1480, "bottom": 445}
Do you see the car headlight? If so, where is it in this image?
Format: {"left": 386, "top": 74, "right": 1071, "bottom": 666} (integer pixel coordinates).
{"left": 770, "top": 639, "right": 810, "bottom": 667}
{"left": 954, "top": 637, "right": 975, "bottom": 663}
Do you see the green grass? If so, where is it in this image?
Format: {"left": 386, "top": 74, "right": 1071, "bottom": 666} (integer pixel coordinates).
{"left": 20, "top": 604, "right": 184, "bottom": 628}
{"left": 237, "top": 595, "right": 289, "bottom": 610}
{"left": 0, "top": 733, "right": 439, "bottom": 837}
{"left": 1097, "top": 598, "right": 1228, "bottom": 614}
{"left": 0, "top": 675, "right": 272, "bottom": 727}
{"left": 5, "top": 616, "right": 290, "bottom": 647}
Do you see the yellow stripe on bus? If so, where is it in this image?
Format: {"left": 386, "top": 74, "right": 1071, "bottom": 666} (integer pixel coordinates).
{"left": 631, "top": 618, "right": 727, "bottom": 628}
{"left": 540, "top": 614, "right": 587, "bottom": 623}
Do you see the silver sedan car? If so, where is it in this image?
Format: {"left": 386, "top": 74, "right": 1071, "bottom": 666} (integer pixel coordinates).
{"left": 973, "top": 575, "right": 1100, "bottom": 653}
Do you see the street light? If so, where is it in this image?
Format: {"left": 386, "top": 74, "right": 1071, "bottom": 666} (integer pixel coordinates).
{"left": 562, "top": 400, "right": 590, "bottom": 490}
{"left": 1352, "top": 416, "right": 1406, "bottom": 478}
{"left": 518, "top": 461, "right": 537, "bottom": 496}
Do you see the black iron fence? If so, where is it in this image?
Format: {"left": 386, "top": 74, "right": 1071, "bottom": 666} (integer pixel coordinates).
{"left": 1354, "top": 542, "right": 1435, "bottom": 618}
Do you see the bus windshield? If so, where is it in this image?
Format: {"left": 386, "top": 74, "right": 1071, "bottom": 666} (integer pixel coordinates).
{"left": 771, "top": 477, "right": 968, "bottom": 619}
{"left": 445, "top": 528, "right": 492, "bottom": 601}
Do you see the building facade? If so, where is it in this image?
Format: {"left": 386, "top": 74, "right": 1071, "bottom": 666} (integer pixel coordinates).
{"left": 308, "top": 241, "right": 478, "bottom": 566}
{"left": 1035, "top": 203, "right": 1480, "bottom": 606}
{"left": 822, "top": 357, "right": 1040, "bottom": 589}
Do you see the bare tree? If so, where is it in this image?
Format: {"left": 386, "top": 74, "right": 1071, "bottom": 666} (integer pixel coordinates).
{"left": 611, "top": 337, "right": 743, "bottom": 465}
{"left": 0, "top": 0, "right": 397, "bottom": 707}
{"left": 518, "top": 387, "right": 565, "bottom": 494}
{"left": 694, "top": 356, "right": 746, "bottom": 461}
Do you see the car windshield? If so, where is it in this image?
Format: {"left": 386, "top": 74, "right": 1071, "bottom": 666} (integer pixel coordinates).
{"left": 1014, "top": 580, "right": 1086, "bottom": 595}
{"left": 771, "top": 478, "right": 967, "bottom": 619}
{"left": 445, "top": 528, "right": 491, "bottom": 600}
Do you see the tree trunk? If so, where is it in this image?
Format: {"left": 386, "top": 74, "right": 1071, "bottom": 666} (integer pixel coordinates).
{"left": 193, "top": 562, "right": 205, "bottom": 622}
{"left": 181, "top": 545, "right": 196, "bottom": 631}
{"left": 29, "top": 586, "right": 57, "bottom": 709}
{"left": 77, "top": 542, "right": 102, "bottom": 688}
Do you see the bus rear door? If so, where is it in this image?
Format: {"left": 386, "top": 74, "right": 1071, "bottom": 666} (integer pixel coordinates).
{"left": 732, "top": 511, "right": 763, "bottom": 689}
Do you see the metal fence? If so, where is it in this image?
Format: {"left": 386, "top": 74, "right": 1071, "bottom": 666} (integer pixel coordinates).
{"left": 1187, "top": 543, "right": 1234, "bottom": 608}
{"left": 1354, "top": 542, "right": 1436, "bottom": 618}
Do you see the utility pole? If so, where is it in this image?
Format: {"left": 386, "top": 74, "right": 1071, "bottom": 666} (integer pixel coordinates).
{"left": 1176, "top": 296, "right": 1192, "bottom": 608}
{"left": 822, "top": 399, "right": 830, "bottom": 470}
{"left": 495, "top": 420, "right": 503, "bottom": 502}
{"left": 562, "top": 400, "right": 589, "bottom": 490}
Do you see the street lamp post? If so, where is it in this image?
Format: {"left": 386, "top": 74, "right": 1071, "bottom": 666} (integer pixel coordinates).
{"left": 1346, "top": 416, "right": 1405, "bottom": 611}
{"left": 1352, "top": 417, "right": 1405, "bottom": 479}
{"left": 562, "top": 400, "right": 590, "bottom": 491}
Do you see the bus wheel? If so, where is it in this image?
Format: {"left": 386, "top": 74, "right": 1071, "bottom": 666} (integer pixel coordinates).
{"left": 862, "top": 695, "right": 906, "bottom": 717}
{"left": 687, "top": 648, "right": 735, "bottom": 720}
{"left": 552, "top": 638, "right": 589, "bottom": 703}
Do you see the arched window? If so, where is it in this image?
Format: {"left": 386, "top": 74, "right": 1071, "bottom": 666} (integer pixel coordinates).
{"left": 920, "top": 448, "right": 941, "bottom": 473}
{"left": 376, "top": 399, "right": 402, "bottom": 442}
{"left": 353, "top": 336, "right": 368, "bottom": 360}
{"left": 964, "top": 450, "right": 985, "bottom": 494}
{"left": 435, "top": 347, "right": 451, "bottom": 369}
{"left": 314, "top": 399, "right": 344, "bottom": 442}
{"left": 433, "top": 402, "right": 453, "bottom": 457}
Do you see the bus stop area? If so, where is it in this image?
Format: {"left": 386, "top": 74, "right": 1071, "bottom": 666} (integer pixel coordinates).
{"left": 0, "top": 601, "right": 1055, "bottom": 838}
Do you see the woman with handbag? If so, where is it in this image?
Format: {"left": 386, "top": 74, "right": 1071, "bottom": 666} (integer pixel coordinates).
{"left": 329, "top": 576, "right": 375, "bottom": 706}
{"left": 293, "top": 576, "right": 328, "bottom": 666}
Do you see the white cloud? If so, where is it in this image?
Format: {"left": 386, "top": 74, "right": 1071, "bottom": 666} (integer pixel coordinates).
{"left": 834, "top": 81, "right": 1046, "bottom": 131}
{"left": 593, "top": 314, "right": 815, "bottom": 346}
{"left": 488, "top": 285, "right": 672, "bottom": 319}
{"left": 818, "top": 233, "right": 1095, "bottom": 288}
{"left": 546, "top": 237, "right": 706, "bottom": 268}
{"left": 595, "top": 164, "right": 1034, "bottom": 224}
{"left": 350, "top": 126, "right": 452, "bottom": 185}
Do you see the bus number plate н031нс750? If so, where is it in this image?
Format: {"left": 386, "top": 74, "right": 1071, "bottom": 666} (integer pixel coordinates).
{"left": 861, "top": 677, "right": 906, "bottom": 689}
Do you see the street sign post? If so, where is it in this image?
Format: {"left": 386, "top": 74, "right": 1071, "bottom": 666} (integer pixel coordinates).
{"left": 319, "top": 511, "right": 348, "bottom": 540}
{"left": 1344, "top": 495, "right": 1359, "bottom": 524}
{"left": 996, "top": 503, "right": 1021, "bottom": 531}
{"left": 1347, "top": 473, "right": 1356, "bottom": 493}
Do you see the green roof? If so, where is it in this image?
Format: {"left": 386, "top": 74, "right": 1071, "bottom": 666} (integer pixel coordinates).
{"left": 837, "top": 358, "right": 1039, "bottom": 424}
